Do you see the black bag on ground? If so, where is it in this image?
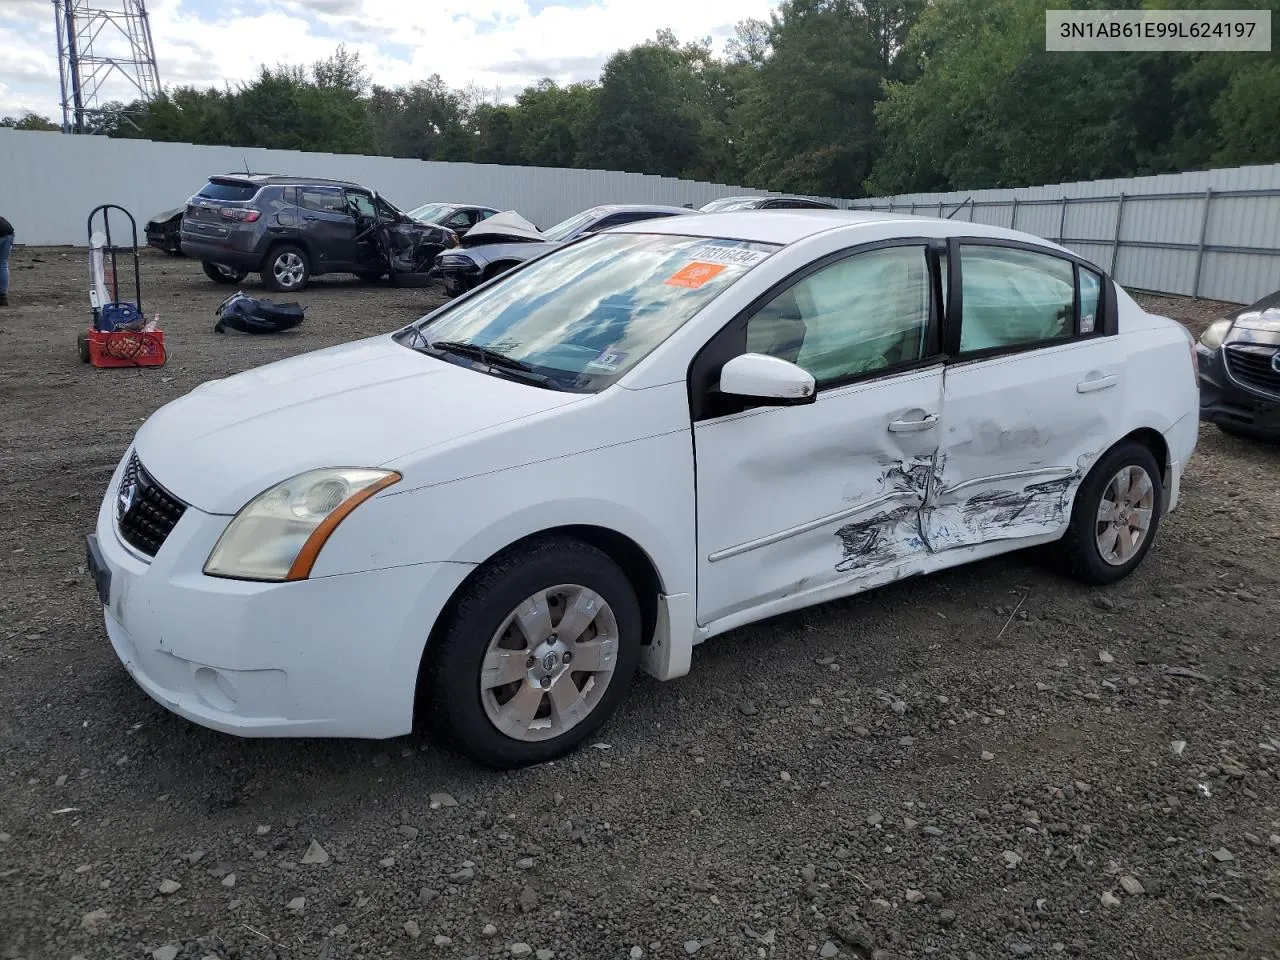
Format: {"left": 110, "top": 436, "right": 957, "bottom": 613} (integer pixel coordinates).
{"left": 214, "top": 291, "right": 306, "bottom": 334}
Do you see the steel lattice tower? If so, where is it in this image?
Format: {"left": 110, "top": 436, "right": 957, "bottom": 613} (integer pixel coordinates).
{"left": 54, "top": 0, "right": 162, "bottom": 134}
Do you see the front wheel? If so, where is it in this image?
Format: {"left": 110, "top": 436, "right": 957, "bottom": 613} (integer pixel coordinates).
{"left": 262, "top": 245, "right": 310, "bottom": 293}
{"left": 425, "top": 537, "right": 642, "bottom": 769}
{"left": 202, "top": 261, "right": 247, "bottom": 284}
{"left": 1059, "top": 441, "right": 1163, "bottom": 585}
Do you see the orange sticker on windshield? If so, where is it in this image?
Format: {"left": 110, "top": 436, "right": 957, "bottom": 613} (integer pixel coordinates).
{"left": 666, "top": 261, "right": 726, "bottom": 289}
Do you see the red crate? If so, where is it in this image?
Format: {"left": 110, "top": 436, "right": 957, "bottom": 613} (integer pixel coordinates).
{"left": 87, "top": 328, "right": 167, "bottom": 368}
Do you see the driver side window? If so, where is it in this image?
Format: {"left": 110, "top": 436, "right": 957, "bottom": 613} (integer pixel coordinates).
{"left": 744, "top": 245, "right": 933, "bottom": 387}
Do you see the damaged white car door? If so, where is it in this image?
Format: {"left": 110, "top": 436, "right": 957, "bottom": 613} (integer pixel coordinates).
{"left": 692, "top": 241, "right": 945, "bottom": 625}
{"left": 923, "top": 241, "right": 1123, "bottom": 549}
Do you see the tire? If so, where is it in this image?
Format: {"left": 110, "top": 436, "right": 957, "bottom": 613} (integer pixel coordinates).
{"left": 424, "top": 536, "right": 642, "bottom": 769}
{"left": 202, "top": 261, "right": 247, "bottom": 284}
{"left": 77, "top": 331, "right": 90, "bottom": 363}
{"left": 1059, "top": 440, "right": 1163, "bottom": 586}
{"left": 261, "top": 245, "right": 310, "bottom": 293}
{"left": 484, "top": 262, "right": 515, "bottom": 282}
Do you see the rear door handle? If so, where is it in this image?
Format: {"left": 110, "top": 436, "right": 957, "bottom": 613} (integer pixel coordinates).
{"left": 302, "top": 215, "right": 318, "bottom": 221}
{"left": 888, "top": 413, "right": 938, "bottom": 433}
{"left": 1076, "top": 375, "right": 1117, "bottom": 393}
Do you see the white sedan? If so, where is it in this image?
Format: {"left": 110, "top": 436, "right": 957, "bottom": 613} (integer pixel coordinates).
{"left": 87, "top": 210, "right": 1199, "bottom": 768}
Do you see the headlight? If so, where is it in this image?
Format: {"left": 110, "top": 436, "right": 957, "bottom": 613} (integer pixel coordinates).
{"left": 204, "top": 468, "right": 400, "bottom": 581}
{"left": 1199, "top": 319, "right": 1232, "bottom": 350}
{"left": 438, "top": 254, "right": 471, "bottom": 268}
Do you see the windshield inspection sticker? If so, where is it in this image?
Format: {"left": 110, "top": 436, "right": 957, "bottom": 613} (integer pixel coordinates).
{"left": 666, "top": 261, "right": 727, "bottom": 289}
{"left": 585, "top": 347, "right": 628, "bottom": 372}
{"left": 685, "top": 245, "right": 770, "bottom": 267}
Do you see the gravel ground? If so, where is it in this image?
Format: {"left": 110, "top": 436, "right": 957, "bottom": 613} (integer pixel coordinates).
{"left": 1, "top": 247, "right": 1277, "bottom": 960}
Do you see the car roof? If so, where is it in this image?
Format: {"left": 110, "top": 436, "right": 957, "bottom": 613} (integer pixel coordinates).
{"left": 612, "top": 208, "right": 1072, "bottom": 250}
{"left": 210, "top": 174, "right": 363, "bottom": 189}
{"left": 705, "top": 195, "right": 834, "bottom": 205}
{"left": 592, "top": 203, "right": 697, "bottom": 216}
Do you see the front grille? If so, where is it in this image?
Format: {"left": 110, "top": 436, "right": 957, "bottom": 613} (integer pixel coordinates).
{"left": 1225, "top": 344, "right": 1280, "bottom": 397}
{"left": 115, "top": 452, "right": 187, "bottom": 557}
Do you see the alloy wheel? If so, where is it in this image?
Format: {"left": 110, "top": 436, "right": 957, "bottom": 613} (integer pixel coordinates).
{"left": 479, "top": 584, "right": 620, "bottom": 742}
{"left": 1095, "top": 464, "right": 1155, "bottom": 565}
{"left": 273, "top": 252, "right": 305, "bottom": 288}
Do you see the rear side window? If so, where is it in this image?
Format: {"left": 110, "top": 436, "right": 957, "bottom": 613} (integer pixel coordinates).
{"left": 958, "top": 245, "right": 1075, "bottom": 352}
{"left": 298, "top": 186, "right": 347, "bottom": 215}
{"left": 197, "top": 181, "right": 257, "bottom": 202}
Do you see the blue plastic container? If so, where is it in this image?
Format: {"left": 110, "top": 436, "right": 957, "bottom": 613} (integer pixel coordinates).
{"left": 97, "top": 301, "right": 144, "bottom": 332}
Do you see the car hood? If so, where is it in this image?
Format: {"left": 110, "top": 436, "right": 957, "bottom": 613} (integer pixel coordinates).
{"left": 1226, "top": 289, "right": 1280, "bottom": 345}
{"left": 460, "top": 210, "right": 545, "bottom": 245}
{"left": 132, "top": 335, "right": 583, "bottom": 514}
{"left": 149, "top": 207, "right": 185, "bottom": 224}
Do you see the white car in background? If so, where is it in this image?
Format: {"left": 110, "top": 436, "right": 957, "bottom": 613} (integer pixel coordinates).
{"left": 87, "top": 210, "right": 1199, "bottom": 769}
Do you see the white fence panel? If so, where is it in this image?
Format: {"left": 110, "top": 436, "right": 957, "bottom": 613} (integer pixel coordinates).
{"left": 2, "top": 128, "right": 1278, "bottom": 302}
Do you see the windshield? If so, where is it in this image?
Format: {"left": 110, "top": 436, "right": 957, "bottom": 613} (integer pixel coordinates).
{"left": 404, "top": 232, "right": 780, "bottom": 391}
{"left": 700, "top": 197, "right": 761, "bottom": 212}
{"left": 543, "top": 207, "right": 604, "bottom": 241}
{"left": 407, "top": 202, "right": 453, "bottom": 222}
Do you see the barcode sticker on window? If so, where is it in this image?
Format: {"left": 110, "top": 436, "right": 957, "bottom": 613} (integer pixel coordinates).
{"left": 685, "top": 245, "right": 769, "bottom": 267}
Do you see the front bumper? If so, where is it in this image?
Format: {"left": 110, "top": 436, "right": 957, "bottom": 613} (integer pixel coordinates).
{"left": 90, "top": 451, "right": 474, "bottom": 739}
{"left": 1196, "top": 344, "right": 1280, "bottom": 438}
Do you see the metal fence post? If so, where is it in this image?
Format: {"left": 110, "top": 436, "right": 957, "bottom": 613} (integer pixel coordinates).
{"left": 1058, "top": 198, "right": 1068, "bottom": 243}
{"left": 888, "top": 199, "right": 895, "bottom": 213}
{"left": 938, "top": 199, "right": 944, "bottom": 218}
{"left": 910, "top": 202, "right": 917, "bottom": 215}
{"left": 1010, "top": 197, "right": 1019, "bottom": 230}
{"left": 1109, "top": 192, "right": 1126, "bottom": 276}
{"left": 1191, "top": 188, "right": 1213, "bottom": 300}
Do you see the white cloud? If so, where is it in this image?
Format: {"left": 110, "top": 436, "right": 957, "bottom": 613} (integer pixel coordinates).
{"left": 0, "top": 0, "right": 777, "bottom": 123}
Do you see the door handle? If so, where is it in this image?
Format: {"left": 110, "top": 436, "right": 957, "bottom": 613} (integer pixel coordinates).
{"left": 1076, "top": 375, "right": 1117, "bottom": 393}
{"left": 888, "top": 413, "right": 938, "bottom": 433}
{"left": 302, "top": 215, "right": 318, "bottom": 221}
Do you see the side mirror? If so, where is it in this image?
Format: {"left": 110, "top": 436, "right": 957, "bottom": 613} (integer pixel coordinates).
{"left": 718, "top": 353, "right": 816, "bottom": 405}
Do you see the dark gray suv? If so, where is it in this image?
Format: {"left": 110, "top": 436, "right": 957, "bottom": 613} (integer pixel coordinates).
{"left": 180, "top": 174, "right": 459, "bottom": 293}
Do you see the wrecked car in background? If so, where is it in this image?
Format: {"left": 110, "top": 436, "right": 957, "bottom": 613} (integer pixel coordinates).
{"left": 87, "top": 210, "right": 1199, "bottom": 771}
{"left": 434, "top": 204, "right": 694, "bottom": 296}
{"left": 1196, "top": 289, "right": 1280, "bottom": 440}
{"left": 145, "top": 207, "right": 185, "bottom": 255}
{"left": 406, "top": 201, "right": 503, "bottom": 236}
{"left": 180, "top": 174, "right": 459, "bottom": 293}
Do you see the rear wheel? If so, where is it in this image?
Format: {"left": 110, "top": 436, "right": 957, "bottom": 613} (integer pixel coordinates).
{"left": 262, "top": 245, "right": 310, "bottom": 293}
{"left": 1059, "top": 441, "right": 1163, "bottom": 585}
{"left": 425, "top": 537, "right": 641, "bottom": 769}
{"left": 202, "top": 261, "right": 247, "bottom": 284}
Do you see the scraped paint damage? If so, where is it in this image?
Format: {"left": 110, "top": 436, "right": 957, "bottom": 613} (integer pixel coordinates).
{"left": 834, "top": 505, "right": 922, "bottom": 573}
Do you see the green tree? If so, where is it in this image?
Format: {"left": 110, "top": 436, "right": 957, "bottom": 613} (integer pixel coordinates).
{"left": 736, "top": 0, "right": 897, "bottom": 197}
{"left": 511, "top": 80, "right": 599, "bottom": 168}
{"left": 587, "top": 31, "right": 712, "bottom": 177}
{"left": 0, "top": 112, "right": 60, "bottom": 130}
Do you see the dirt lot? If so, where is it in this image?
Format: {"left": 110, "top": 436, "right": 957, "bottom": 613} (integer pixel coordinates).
{"left": 1, "top": 247, "right": 1278, "bottom": 960}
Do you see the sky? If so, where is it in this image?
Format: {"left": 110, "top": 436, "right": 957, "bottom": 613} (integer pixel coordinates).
{"left": 0, "top": 0, "right": 778, "bottom": 123}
